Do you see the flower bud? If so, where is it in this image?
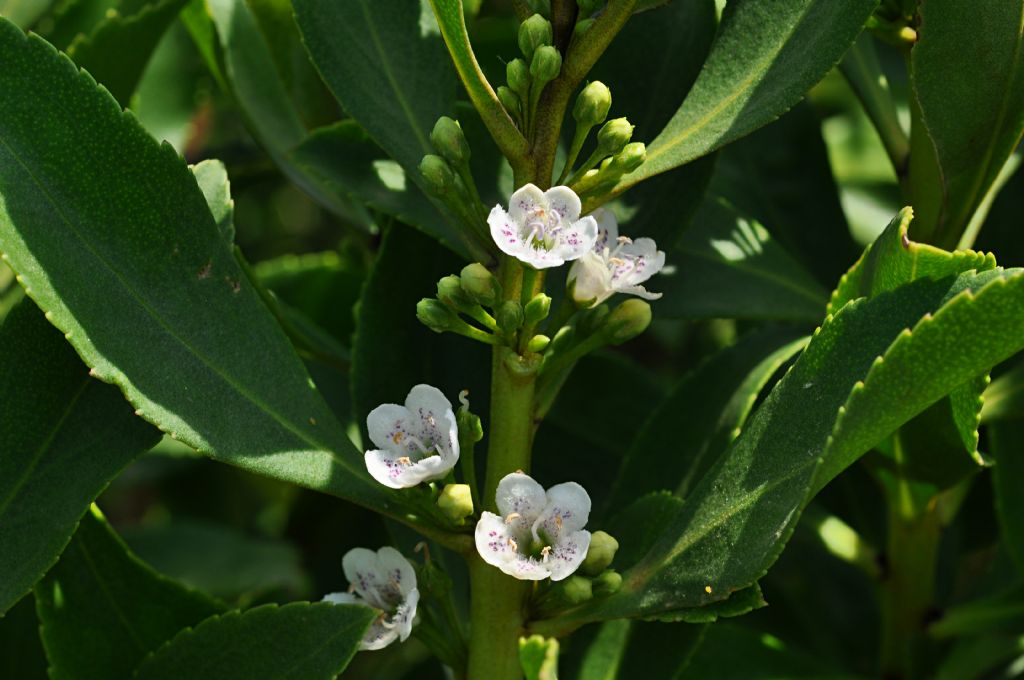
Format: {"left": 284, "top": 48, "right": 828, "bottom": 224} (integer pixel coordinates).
{"left": 572, "top": 168, "right": 601, "bottom": 194}
{"left": 524, "top": 293, "right": 552, "bottom": 325}
{"left": 581, "top": 530, "right": 619, "bottom": 576}
{"left": 596, "top": 117, "right": 634, "bottom": 156}
{"left": 576, "top": 303, "right": 609, "bottom": 336}
{"left": 419, "top": 154, "right": 454, "bottom": 197}
{"left": 457, "top": 404, "right": 484, "bottom": 445}
{"left": 592, "top": 569, "right": 622, "bottom": 596}
{"left": 497, "top": 300, "right": 524, "bottom": 333}
{"left": 417, "top": 298, "right": 458, "bottom": 334}
{"left": 526, "top": 334, "right": 550, "bottom": 353}
{"left": 573, "top": 18, "right": 595, "bottom": 40}
{"left": 437, "top": 274, "right": 473, "bottom": 310}
{"left": 496, "top": 85, "right": 520, "bottom": 117}
{"left": 604, "top": 299, "right": 652, "bottom": 345}
{"left": 518, "top": 14, "right": 552, "bottom": 61}
{"left": 607, "top": 142, "right": 646, "bottom": 175}
{"left": 573, "top": 81, "right": 611, "bottom": 128}
{"left": 559, "top": 575, "right": 593, "bottom": 604}
{"left": 460, "top": 262, "right": 502, "bottom": 307}
{"left": 430, "top": 116, "right": 470, "bottom": 167}
{"left": 530, "top": 45, "right": 562, "bottom": 86}
{"left": 506, "top": 58, "right": 531, "bottom": 98}
{"left": 438, "top": 483, "right": 474, "bottom": 523}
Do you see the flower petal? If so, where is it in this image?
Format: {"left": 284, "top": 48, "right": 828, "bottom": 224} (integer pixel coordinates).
{"left": 532, "top": 481, "right": 591, "bottom": 545}
{"left": 495, "top": 472, "right": 548, "bottom": 524}
{"left": 376, "top": 546, "right": 418, "bottom": 598}
{"left": 475, "top": 511, "right": 519, "bottom": 569}
{"left": 404, "top": 384, "right": 458, "bottom": 459}
{"left": 552, "top": 215, "right": 598, "bottom": 262}
{"left": 322, "top": 591, "right": 363, "bottom": 606}
{"left": 547, "top": 530, "right": 592, "bottom": 581}
{"left": 615, "top": 238, "right": 666, "bottom": 288}
{"left": 489, "top": 205, "right": 526, "bottom": 258}
{"left": 545, "top": 185, "right": 582, "bottom": 223}
{"left": 568, "top": 251, "right": 613, "bottom": 306}
{"left": 520, "top": 247, "right": 566, "bottom": 270}
{"left": 618, "top": 285, "right": 663, "bottom": 300}
{"left": 591, "top": 208, "right": 619, "bottom": 251}
{"left": 361, "top": 619, "right": 401, "bottom": 651}
{"left": 365, "top": 449, "right": 453, "bottom": 489}
{"left": 366, "top": 403, "right": 413, "bottom": 453}
{"left": 342, "top": 547, "right": 387, "bottom": 606}
{"left": 393, "top": 587, "right": 420, "bottom": 642}
{"left": 507, "top": 183, "right": 547, "bottom": 224}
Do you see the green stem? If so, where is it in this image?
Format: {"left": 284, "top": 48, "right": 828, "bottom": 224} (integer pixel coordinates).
{"left": 451, "top": 318, "right": 500, "bottom": 345}
{"left": 466, "top": 256, "right": 539, "bottom": 680}
{"left": 556, "top": 123, "right": 591, "bottom": 184}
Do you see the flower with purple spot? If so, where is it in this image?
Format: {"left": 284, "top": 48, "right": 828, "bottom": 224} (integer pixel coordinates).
{"left": 323, "top": 546, "right": 420, "bottom": 651}
{"left": 487, "top": 183, "right": 598, "bottom": 269}
{"left": 364, "top": 384, "right": 459, "bottom": 489}
{"left": 474, "top": 472, "right": 592, "bottom": 581}
{"left": 568, "top": 207, "right": 666, "bottom": 307}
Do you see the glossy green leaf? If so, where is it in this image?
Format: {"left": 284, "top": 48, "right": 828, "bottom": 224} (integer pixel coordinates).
{"left": 293, "top": 0, "right": 455, "bottom": 203}
{"left": 0, "top": 596, "right": 48, "bottom": 680}
{"left": 991, "top": 421, "right": 1024, "bottom": 574}
{"left": 908, "top": 0, "right": 1024, "bottom": 247}
{"left": 123, "top": 519, "right": 308, "bottom": 603}
{"left": 0, "top": 23, "right": 394, "bottom": 514}
{"left": 547, "top": 264, "right": 1024, "bottom": 623}
{"left": 608, "top": 328, "right": 808, "bottom": 511}
{"left": 191, "top": 158, "right": 233, "bottom": 242}
{"left": 655, "top": 198, "right": 829, "bottom": 322}
{"left": 134, "top": 601, "right": 374, "bottom": 679}
{"left": 710, "top": 101, "right": 860, "bottom": 286}
{"left": 36, "top": 507, "right": 224, "bottom": 680}
{"left": 611, "top": 0, "right": 878, "bottom": 195}
{"left": 0, "top": 300, "right": 160, "bottom": 614}
{"left": 184, "top": 0, "right": 365, "bottom": 223}
{"left": 66, "top": 0, "right": 189, "bottom": 105}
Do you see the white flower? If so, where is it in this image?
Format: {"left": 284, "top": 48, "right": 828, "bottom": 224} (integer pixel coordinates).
{"left": 568, "top": 208, "right": 665, "bottom": 306}
{"left": 365, "top": 384, "right": 459, "bottom": 489}
{"left": 475, "top": 472, "right": 592, "bottom": 581}
{"left": 488, "top": 183, "right": 599, "bottom": 269}
{"left": 323, "top": 546, "right": 419, "bottom": 651}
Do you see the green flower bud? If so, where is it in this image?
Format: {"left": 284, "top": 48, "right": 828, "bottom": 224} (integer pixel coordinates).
{"left": 438, "top": 483, "right": 474, "bottom": 523}
{"left": 524, "top": 293, "right": 552, "bottom": 325}
{"left": 460, "top": 263, "right": 502, "bottom": 307}
{"left": 437, "top": 274, "right": 473, "bottom": 310}
{"left": 496, "top": 85, "right": 520, "bottom": 117}
{"left": 605, "top": 299, "right": 652, "bottom": 345}
{"left": 577, "top": 303, "right": 609, "bottom": 336}
{"left": 593, "top": 569, "right": 622, "bottom": 596}
{"left": 530, "top": 45, "right": 562, "bottom": 86}
{"left": 607, "top": 142, "right": 646, "bottom": 175}
{"left": 573, "top": 17, "right": 595, "bottom": 40}
{"left": 572, "top": 168, "right": 601, "bottom": 194}
{"left": 559, "top": 575, "right": 593, "bottom": 604}
{"left": 430, "top": 116, "right": 470, "bottom": 167}
{"left": 419, "top": 154, "right": 454, "bottom": 197}
{"left": 497, "top": 300, "right": 524, "bottom": 333}
{"left": 573, "top": 81, "right": 611, "bottom": 128}
{"left": 518, "top": 13, "right": 552, "bottom": 60}
{"left": 581, "top": 530, "right": 619, "bottom": 576}
{"left": 526, "top": 334, "right": 550, "bottom": 353}
{"left": 417, "top": 298, "right": 458, "bottom": 334}
{"left": 596, "top": 117, "right": 634, "bottom": 156}
{"left": 506, "top": 58, "right": 531, "bottom": 98}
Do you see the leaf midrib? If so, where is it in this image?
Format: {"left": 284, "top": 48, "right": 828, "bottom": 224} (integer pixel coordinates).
{"left": 0, "top": 131, "right": 359, "bottom": 478}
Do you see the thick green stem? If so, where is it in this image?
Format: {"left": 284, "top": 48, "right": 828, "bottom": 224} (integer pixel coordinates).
{"left": 467, "top": 557, "right": 529, "bottom": 680}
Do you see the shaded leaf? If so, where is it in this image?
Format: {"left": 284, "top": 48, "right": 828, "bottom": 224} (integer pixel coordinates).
{"left": 0, "top": 300, "right": 159, "bottom": 614}
{"left": 991, "top": 421, "right": 1024, "bottom": 574}
{"left": 0, "top": 595, "right": 48, "bottom": 680}
{"left": 35, "top": 508, "right": 223, "bottom": 680}
{"left": 134, "top": 602, "right": 374, "bottom": 680}
{"left": 0, "top": 23, "right": 394, "bottom": 513}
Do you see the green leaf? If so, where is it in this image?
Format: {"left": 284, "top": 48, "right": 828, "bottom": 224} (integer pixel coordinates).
{"left": 191, "top": 158, "right": 233, "bottom": 242}
{"left": 0, "top": 23, "right": 394, "bottom": 514}
{"left": 292, "top": 0, "right": 455, "bottom": 202}
{"left": 0, "top": 0, "right": 54, "bottom": 28}
{"left": 937, "top": 635, "right": 1024, "bottom": 680}
{"left": 612, "top": 0, "right": 878, "bottom": 195}
{"left": 184, "top": 0, "right": 366, "bottom": 224}
{"left": 710, "top": 101, "right": 860, "bottom": 286}
{"left": 132, "top": 22, "right": 203, "bottom": 151}
{"left": 930, "top": 583, "right": 1024, "bottom": 638}
{"left": 0, "top": 595, "right": 48, "bottom": 680}
{"left": 908, "top": 0, "right": 1024, "bottom": 247}
{"left": 992, "top": 421, "right": 1024, "bottom": 574}
{"left": 0, "top": 300, "right": 160, "bottom": 614}
{"left": 123, "top": 519, "right": 308, "bottom": 603}
{"left": 290, "top": 121, "right": 464, "bottom": 253}
{"left": 608, "top": 328, "right": 808, "bottom": 511}
{"left": 134, "top": 601, "right": 374, "bottom": 679}
{"left": 575, "top": 619, "right": 706, "bottom": 680}
{"left": 655, "top": 197, "right": 829, "bottom": 322}
{"left": 982, "top": 357, "right": 1024, "bottom": 423}
{"left": 36, "top": 507, "right": 224, "bottom": 680}
{"left": 550, "top": 264, "right": 1024, "bottom": 623}
{"left": 66, "top": 0, "right": 189, "bottom": 106}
